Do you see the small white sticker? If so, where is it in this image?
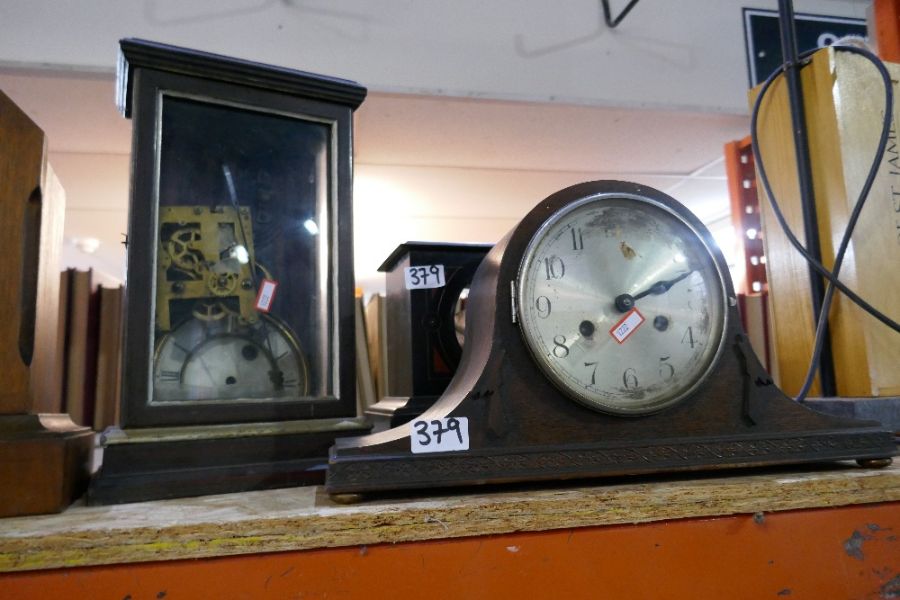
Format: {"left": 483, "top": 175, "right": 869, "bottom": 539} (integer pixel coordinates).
{"left": 410, "top": 417, "right": 469, "bottom": 454}
{"left": 609, "top": 308, "right": 645, "bottom": 344}
{"left": 404, "top": 265, "right": 446, "bottom": 290}
{"left": 255, "top": 279, "right": 278, "bottom": 312}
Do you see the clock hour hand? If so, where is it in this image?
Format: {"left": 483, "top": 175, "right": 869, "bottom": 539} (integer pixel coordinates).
{"left": 222, "top": 164, "right": 285, "bottom": 385}
{"left": 614, "top": 270, "right": 693, "bottom": 312}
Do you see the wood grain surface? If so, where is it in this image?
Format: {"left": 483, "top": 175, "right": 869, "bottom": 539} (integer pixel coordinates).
{"left": 826, "top": 51, "right": 900, "bottom": 397}
{"left": 0, "top": 90, "right": 47, "bottom": 414}
{"left": 752, "top": 48, "right": 900, "bottom": 397}
{"left": 751, "top": 62, "right": 824, "bottom": 397}
{"left": 0, "top": 91, "right": 92, "bottom": 519}
{"left": 1, "top": 463, "right": 898, "bottom": 572}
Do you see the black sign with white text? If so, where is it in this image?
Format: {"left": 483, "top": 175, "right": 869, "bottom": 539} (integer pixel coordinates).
{"left": 743, "top": 9, "right": 867, "bottom": 86}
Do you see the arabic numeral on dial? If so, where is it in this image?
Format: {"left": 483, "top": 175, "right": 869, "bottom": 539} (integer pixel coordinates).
{"left": 623, "top": 367, "right": 639, "bottom": 389}
{"left": 681, "top": 326, "right": 698, "bottom": 349}
{"left": 553, "top": 335, "right": 570, "bottom": 358}
{"left": 659, "top": 356, "right": 675, "bottom": 381}
{"left": 571, "top": 227, "right": 584, "bottom": 251}
{"left": 584, "top": 361, "right": 598, "bottom": 385}
{"left": 535, "top": 296, "right": 552, "bottom": 318}
{"left": 543, "top": 255, "right": 565, "bottom": 280}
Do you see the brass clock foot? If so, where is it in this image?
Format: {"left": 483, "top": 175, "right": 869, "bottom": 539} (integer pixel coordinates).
{"left": 330, "top": 492, "right": 365, "bottom": 505}
{"left": 856, "top": 457, "right": 893, "bottom": 469}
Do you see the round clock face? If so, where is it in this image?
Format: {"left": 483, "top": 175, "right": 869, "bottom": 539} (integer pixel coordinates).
{"left": 153, "top": 310, "right": 308, "bottom": 403}
{"left": 516, "top": 192, "right": 728, "bottom": 415}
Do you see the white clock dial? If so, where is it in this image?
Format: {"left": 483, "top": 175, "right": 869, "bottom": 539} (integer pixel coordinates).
{"left": 153, "top": 312, "right": 306, "bottom": 403}
{"left": 516, "top": 193, "right": 728, "bottom": 415}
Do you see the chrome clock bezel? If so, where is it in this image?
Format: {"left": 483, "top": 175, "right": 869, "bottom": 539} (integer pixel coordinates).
{"left": 515, "top": 191, "right": 730, "bottom": 416}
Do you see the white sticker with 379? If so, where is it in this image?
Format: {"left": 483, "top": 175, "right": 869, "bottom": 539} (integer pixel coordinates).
{"left": 404, "top": 265, "right": 446, "bottom": 290}
{"left": 410, "top": 417, "right": 469, "bottom": 454}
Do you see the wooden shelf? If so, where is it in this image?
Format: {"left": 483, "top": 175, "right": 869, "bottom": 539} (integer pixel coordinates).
{"left": 1, "top": 463, "right": 898, "bottom": 573}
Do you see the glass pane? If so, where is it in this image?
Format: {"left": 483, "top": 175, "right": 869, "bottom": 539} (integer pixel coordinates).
{"left": 151, "top": 94, "right": 332, "bottom": 404}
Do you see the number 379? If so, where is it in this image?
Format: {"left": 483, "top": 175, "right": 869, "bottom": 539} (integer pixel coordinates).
{"left": 415, "top": 418, "right": 464, "bottom": 445}
{"left": 410, "top": 416, "right": 469, "bottom": 453}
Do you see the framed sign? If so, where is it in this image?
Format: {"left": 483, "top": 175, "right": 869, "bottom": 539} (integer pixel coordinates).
{"left": 743, "top": 9, "right": 867, "bottom": 86}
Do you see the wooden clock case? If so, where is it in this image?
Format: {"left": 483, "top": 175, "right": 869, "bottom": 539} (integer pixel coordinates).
{"left": 87, "top": 40, "right": 371, "bottom": 505}
{"left": 0, "top": 91, "right": 93, "bottom": 517}
{"left": 367, "top": 242, "right": 491, "bottom": 428}
{"left": 326, "top": 181, "right": 896, "bottom": 495}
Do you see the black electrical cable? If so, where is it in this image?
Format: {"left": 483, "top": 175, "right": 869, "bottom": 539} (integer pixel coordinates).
{"left": 789, "top": 46, "right": 894, "bottom": 402}
{"left": 751, "top": 45, "right": 899, "bottom": 331}
{"left": 777, "top": 0, "right": 836, "bottom": 397}
{"left": 751, "top": 44, "right": 900, "bottom": 402}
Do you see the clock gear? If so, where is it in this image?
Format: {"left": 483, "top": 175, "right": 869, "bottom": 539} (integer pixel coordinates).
{"left": 153, "top": 204, "right": 308, "bottom": 402}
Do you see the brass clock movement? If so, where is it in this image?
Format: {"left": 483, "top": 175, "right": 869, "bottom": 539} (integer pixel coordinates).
{"left": 89, "top": 39, "right": 370, "bottom": 504}
{"left": 153, "top": 205, "right": 308, "bottom": 403}
{"left": 326, "top": 181, "right": 896, "bottom": 495}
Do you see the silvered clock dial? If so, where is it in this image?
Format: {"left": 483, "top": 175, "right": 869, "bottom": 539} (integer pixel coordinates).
{"left": 153, "top": 309, "right": 308, "bottom": 402}
{"left": 516, "top": 194, "right": 727, "bottom": 415}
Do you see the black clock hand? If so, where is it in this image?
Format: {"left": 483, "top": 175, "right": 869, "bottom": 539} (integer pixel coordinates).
{"left": 197, "top": 353, "right": 219, "bottom": 387}
{"left": 614, "top": 270, "right": 693, "bottom": 313}
{"left": 635, "top": 270, "right": 693, "bottom": 300}
{"left": 222, "top": 164, "right": 284, "bottom": 386}
{"left": 222, "top": 165, "right": 257, "bottom": 281}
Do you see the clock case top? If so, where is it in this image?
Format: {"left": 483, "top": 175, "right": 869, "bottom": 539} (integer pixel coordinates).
{"left": 367, "top": 242, "right": 492, "bottom": 428}
{"left": 380, "top": 242, "right": 492, "bottom": 395}
{"left": 118, "top": 39, "right": 365, "bottom": 428}
{"left": 327, "top": 181, "right": 896, "bottom": 494}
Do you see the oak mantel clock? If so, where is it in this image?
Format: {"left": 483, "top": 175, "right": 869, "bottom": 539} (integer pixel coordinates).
{"left": 326, "top": 181, "right": 896, "bottom": 496}
{"left": 88, "top": 39, "right": 369, "bottom": 504}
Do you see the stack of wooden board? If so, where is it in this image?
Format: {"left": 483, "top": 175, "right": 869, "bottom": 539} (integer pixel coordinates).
{"left": 58, "top": 268, "right": 123, "bottom": 431}
{"left": 752, "top": 47, "right": 900, "bottom": 398}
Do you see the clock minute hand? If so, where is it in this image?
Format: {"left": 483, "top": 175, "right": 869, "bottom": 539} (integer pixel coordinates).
{"left": 614, "top": 270, "right": 693, "bottom": 313}
{"left": 222, "top": 164, "right": 285, "bottom": 388}
{"left": 634, "top": 270, "right": 693, "bottom": 300}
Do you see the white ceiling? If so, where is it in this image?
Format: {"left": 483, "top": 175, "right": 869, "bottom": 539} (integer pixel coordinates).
{"left": 0, "top": 0, "right": 868, "bottom": 113}
{"left": 2, "top": 0, "right": 867, "bottom": 288}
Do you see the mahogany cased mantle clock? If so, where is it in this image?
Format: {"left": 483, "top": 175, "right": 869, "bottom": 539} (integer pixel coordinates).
{"left": 89, "top": 39, "right": 370, "bottom": 504}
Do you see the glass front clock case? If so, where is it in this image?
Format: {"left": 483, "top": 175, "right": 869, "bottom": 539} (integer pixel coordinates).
{"left": 121, "top": 66, "right": 358, "bottom": 427}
